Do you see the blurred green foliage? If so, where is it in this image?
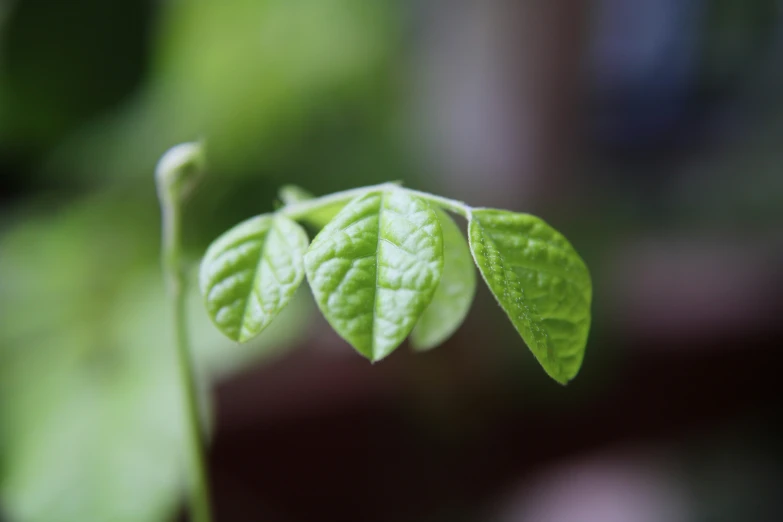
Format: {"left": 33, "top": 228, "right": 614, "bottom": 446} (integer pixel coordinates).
{"left": 0, "top": 0, "right": 404, "bottom": 520}
{"left": 0, "top": 192, "right": 311, "bottom": 522}
{"left": 42, "top": 0, "right": 399, "bottom": 188}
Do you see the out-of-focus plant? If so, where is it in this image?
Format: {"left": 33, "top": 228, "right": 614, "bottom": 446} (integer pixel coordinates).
{"left": 0, "top": 189, "right": 309, "bottom": 522}
{"left": 41, "top": 0, "right": 396, "bottom": 186}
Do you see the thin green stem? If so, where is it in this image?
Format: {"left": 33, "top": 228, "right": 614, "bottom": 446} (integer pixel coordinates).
{"left": 279, "top": 182, "right": 399, "bottom": 221}
{"left": 278, "top": 182, "right": 472, "bottom": 222}
{"left": 157, "top": 144, "right": 212, "bottom": 522}
{"left": 161, "top": 203, "right": 212, "bottom": 522}
{"left": 401, "top": 188, "right": 472, "bottom": 219}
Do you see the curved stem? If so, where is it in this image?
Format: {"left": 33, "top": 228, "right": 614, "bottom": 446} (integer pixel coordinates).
{"left": 279, "top": 182, "right": 399, "bottom": 221}
{"left": 158, "top": 158, "right": 213, "bottom": 522}
{"left": 400, "top": 188, "right": 472, "bottom": 219}
{"left": 279, "top": 183, "right": 472, "bottom": 223}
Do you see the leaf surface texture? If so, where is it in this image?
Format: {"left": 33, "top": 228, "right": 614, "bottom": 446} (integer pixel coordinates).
{"left": 305, "top": 190, "right": 443, "bottom": 360}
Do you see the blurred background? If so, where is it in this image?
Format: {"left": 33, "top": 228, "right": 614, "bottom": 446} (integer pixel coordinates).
{"left": 1, "top": 0, "right": 782, "bottom": 521}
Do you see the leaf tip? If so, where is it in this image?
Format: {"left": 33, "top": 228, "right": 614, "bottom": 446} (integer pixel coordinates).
{"left": 409, "top": 337, "right": 437, "bottom": 353}
{"left": 368, "top": 341, "right": 401, "bottom": 363}
{"left": 369, "top": 351, "right": 389, "bottom": 364}
{"left": 548, "top": 363, "right": 582, "bottom": 386}
{"left": 237, "top": 331, "right": 256, "bottom": 344}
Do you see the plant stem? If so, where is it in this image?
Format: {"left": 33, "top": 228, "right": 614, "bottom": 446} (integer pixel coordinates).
{"left": 157, "top": 144, "right": 213, "bottom": 522}
{"left": 279, "top": 182, "right": 399, "bottom": 221}
{"left": 401, "top": 189, "right": 472, "bottom": 219}
{"left": 279, "top": 182, "right": 473, "bottom": 222}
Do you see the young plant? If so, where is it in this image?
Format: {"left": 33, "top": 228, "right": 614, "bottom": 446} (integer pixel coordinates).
{"left": 156, "top": 143, "right": 213, "bottom": 522}
{"left": 200, "top": 182, "right": 592, "bottom": 385}
{"left": 157, "top": 142, "right": 591, "bottom": 522}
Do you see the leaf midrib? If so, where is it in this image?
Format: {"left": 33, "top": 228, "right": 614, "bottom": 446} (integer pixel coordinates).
{"left": 472, "top": 219, "right": 563, "bottom": 378}
{"left": 238, "top": 227, "right": 270, "bottom": 341}
{"left": 371, "top": 191, "right": 386, "bottom": 360}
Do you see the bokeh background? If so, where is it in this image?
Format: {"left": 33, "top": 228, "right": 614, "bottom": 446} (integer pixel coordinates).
{"left": 1, "top": 0, "right": 782, "bottom": 521}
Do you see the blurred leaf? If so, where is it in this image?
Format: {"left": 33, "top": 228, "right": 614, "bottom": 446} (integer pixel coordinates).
{"left": 411, "top": 209, "right": 476, "bottom": 351}
{"left": 0, "top": 272, "right": 185, "bottom": 522}
{"left": 0, "top": 194, "right": 311, "bottom": 522}
{"left": 48, "top": 0, "right": 397, "bottom": 184}
{"left": 153, "top": 0, "right": 393, "bottom": 168}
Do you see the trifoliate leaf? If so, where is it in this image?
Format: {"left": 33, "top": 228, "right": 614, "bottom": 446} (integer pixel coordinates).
{"left": 304, "top": 189, "right": 444, "bottom": 361}
{"left": 411, "top": 209, "right": 476, "bottom": 350}
{"left": 200, "top": 213, "right": 308, "bottom": 342}
{"left": 468, "top": 209, "right": 592, "bottom": 384}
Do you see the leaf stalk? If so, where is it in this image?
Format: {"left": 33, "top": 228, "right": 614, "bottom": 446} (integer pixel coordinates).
{"left": 278, "top": 182, "right": 473, "bottom": 222}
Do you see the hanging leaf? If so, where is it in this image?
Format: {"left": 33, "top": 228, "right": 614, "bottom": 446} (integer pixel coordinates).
{"left": 468, "top": 209, "right": 592, "bottom": 383}
{"left": 411, "top": 209, "right": 476, "bottom": 350}
{"left": 200, "top": 213, "right": 308, "bottom": 342}
{"left": 304, "top": 189, "right": 443, "bottom": 361}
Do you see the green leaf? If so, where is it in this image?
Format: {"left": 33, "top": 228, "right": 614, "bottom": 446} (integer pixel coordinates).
{"left": 411, "top": 209, "right": 476, "bottom": 350}
{"left": 200, "top": 213, "right": 308, "bottom": 342}
{"left": 468, "top": 209, "right": 592, "bottom": 383}
{"left": 304, "top": 189, "right": 444, "bottom": 361}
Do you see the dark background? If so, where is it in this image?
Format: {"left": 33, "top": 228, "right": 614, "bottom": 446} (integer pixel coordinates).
{"left": 1, "top": 1, "right": 782, "bottom": 521}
